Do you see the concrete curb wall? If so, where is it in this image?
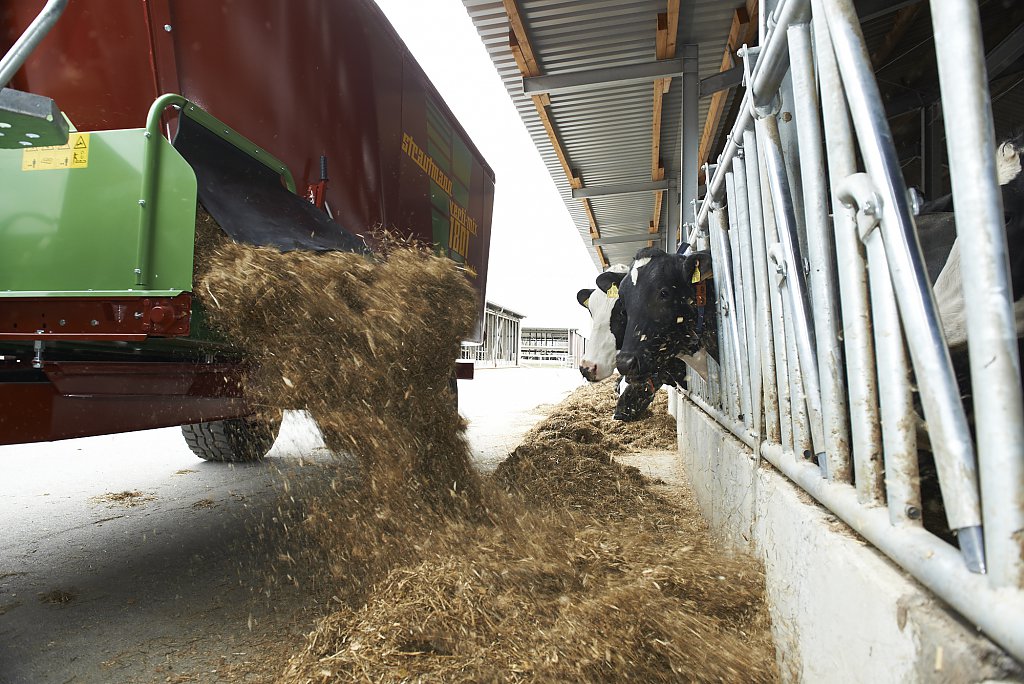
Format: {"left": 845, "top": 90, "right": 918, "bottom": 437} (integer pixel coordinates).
{"left": 674, "top": 393, "right": 1023, "bottom": 683}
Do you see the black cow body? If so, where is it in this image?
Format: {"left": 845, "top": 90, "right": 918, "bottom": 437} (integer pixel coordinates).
{"left": 611, "top": 248, "right": 717, "bottom": 385}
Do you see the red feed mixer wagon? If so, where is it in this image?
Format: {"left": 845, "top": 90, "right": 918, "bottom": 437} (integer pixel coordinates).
{"left": 0, "top": 0, "right": 494, "bottom": 461}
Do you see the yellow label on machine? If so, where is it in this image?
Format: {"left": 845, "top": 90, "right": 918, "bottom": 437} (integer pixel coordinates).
{"left": 21, "top": 132, "right": 90, "bottom": 171}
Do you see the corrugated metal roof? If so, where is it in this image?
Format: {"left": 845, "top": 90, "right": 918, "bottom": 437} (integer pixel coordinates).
{"left": 464, "top": 1, "right": 1023, "bottom": 269}
{"left": 463, "top": 0, "right": 742, "bottom": 269}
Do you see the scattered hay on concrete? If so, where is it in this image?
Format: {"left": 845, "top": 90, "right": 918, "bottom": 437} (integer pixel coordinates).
{"left": 192, "top": 218, "right": 775, "bottom": 683}
{"left": 38, "top": 589, "right": 76, "bottom": 605}
{"left": 277, "top": 381, "right": 776, "bottom": 683}
{"left": 90, "top": 490, "right": 155, "bottom": 508}
{"left": 532, "top": 379, "right": 678, "bottom": 455}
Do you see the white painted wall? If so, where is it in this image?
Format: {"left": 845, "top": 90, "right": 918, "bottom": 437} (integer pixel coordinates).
{"left": 674, "top": 395, "right": 1023, "bottom": 683}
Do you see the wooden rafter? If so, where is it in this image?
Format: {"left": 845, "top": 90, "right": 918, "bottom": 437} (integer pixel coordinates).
{"left": 871, "top": 2, "right": 922, "bottom": 68}
{"left": 697, "top": 0, "right": 758, "bottom": 184}
{"left": 505, "top": 0, "right": 607, "bottom": 267}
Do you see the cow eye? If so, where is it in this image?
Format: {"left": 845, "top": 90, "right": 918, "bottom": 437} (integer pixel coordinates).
{"left": 658, "top": 287, "right": 671, "bottom": 300}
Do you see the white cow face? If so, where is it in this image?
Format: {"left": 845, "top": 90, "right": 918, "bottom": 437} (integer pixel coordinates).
{"left": 577, "top": 265, "right": 628, "bottom": 382}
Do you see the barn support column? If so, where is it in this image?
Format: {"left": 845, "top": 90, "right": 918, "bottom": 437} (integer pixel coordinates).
{"left": 666, "top": 185, "right": 680, "bottom": 252}
{"left": 680, "top": 44, "right": 700, "bottom": 250}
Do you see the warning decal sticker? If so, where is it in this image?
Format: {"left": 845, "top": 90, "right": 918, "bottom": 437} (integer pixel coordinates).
{"left": 21, "top": 132, "right": 90, "bottom": 171}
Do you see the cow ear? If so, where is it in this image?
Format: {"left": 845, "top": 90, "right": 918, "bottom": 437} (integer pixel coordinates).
{"left": 680, "top": 250, "right": 713, "bottom": 284}
{"left": 595, "top": 269, "right": 626, "bottom": 296}
{"left": 577, "top": 288, "right": 595, "bottom": 308}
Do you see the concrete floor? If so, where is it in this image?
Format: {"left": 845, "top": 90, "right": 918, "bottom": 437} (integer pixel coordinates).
{"left": 0, "top": 367, "right": 584, "bottom": 684}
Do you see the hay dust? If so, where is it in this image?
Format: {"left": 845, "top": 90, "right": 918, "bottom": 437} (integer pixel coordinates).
{"left": 38, "top": 589, "right": 76, "bottom": 605}
{"left": 192, "top": 211, "right": 776, "bottom": 683}
{"left": 90, "top": 490, "right": 156, "bottom": 507}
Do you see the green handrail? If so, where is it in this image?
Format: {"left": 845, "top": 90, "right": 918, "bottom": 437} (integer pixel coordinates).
{"left": 135, "top": 93, "right": 296, "bottom": 287}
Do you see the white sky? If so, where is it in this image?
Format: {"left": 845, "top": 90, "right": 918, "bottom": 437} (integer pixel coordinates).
{"left": 372, "top": 0, "right": 599, "bottom": 334}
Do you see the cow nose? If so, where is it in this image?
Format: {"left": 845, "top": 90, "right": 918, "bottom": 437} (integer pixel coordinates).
{"left": 579, "top": 362, "right": 597, "bottom": 382}
{"left": 616, "top": 352, "right": 640, "bottom": 376}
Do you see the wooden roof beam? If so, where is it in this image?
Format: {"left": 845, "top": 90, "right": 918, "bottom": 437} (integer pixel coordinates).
{"left": 871, "top": 2, "right": 922, "bottom": 69}
{"left": 697, "top": 1, "right": 757, "bottom": 184}
{"left": 505, "top": 1, "right": 604, "bottom": 265}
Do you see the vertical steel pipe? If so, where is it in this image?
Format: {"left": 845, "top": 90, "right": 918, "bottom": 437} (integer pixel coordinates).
{"left": 744, "top": 128, "right": 783, "bottom": 444}
{"left": 832, "top": 174, "right": 922, "bottom": 523}
{"left": 680, "top": 44, "right": 700, "bottom": 248}
{"left": 758, "top": 140, "right": 796, "bottom": 454}
{"left": 731, "top": 152, "right": 763, "bottom": 433}
{"left": 756, "top": 114, "right": 827, "bottom": 461}
{"left": 711, "top": 204, "right": 744, "bottom": 420}
{"left": 725, "top": 171, "right": 755, "bottom": 425}
{"left": 758, "top": 441, "right": 1024, "bottom": 663}
{"left": 696, "top": 0, "right": 811, "bottom": 230}
{"left": 868, "top": 241, "right": 921, "bottom": 527}
{"left": 782, "top": 290, "right": 814, "bottom": 458}
{"left": 823, "top": 0, "right": 984, "bottom": 572}
{"left": 811, "top": 2, "right": 882, "bottom": 502}
{"left": 931, "top": 0, "right": 1024, "bottom": 589}
{"left": 788, "top": 20, "right": 852, "bottom": 482}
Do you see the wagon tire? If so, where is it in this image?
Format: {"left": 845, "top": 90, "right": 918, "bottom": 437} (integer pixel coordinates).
{"left": 181, "top": 414, "right": 282, "bottom": 463}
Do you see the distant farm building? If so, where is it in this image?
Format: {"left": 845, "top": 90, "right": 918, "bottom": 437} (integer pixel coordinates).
{"left": 520, "top": 327, "right": 586, "bottom": 369}
{"left": 461, "top": 302, "right": 525, "bottom": 368}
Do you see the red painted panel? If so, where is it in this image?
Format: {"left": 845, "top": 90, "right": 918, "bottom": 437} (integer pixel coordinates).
{"left": 0, "top": 294, "right": 191, "bottom": 341}
{"left": 42, "top": 360, "right": 244, "bottom": 397}
{"left": 0, "top": 360, "right": 249, "bottom": 445}
{"left": 0, "top": 1, "right": 158, "bottom": 131}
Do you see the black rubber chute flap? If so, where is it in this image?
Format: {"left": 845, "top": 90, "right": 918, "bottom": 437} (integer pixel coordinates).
{"left": 173, "top": 115, "right": 367, "bottom": 253}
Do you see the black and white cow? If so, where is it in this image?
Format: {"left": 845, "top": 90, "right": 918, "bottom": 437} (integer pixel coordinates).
{"left": 611, "top": 247, "right": 718, "bottom": 386}
{"left": 576, "top": 265, "right": 681, "bottom": 420}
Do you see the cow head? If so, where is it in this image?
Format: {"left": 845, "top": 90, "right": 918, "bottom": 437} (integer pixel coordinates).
{"left": 577, "top": 265, "right": 627, "bottom": 381}
{"left": 613, "top": 247, "right": 715, "bottom": 381}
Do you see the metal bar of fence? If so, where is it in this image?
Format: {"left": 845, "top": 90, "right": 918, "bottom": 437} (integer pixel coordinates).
{"left": 730, "top": 155, "right": 763, "bottom": 434}
{"left": 756, "top": 114, "right": 827, "bottom": 463}
{"left": 725, "top": 172, "right": 755, "bottom": 426}
{"left": 782, "top": 286, "right": 814, "bottom": 459}
{"left": 743, "top": 129, "right": 782, "bottom": 444}
{"left": 759, "top": 442, "right": 1024, "bottom": 662}
{"left": 811, "top": 2, "right": 884, "bottom": 504}
{"left": 787, "top": 20, "right": 852, "bottom": 483}
{"left": 756, "top": 135, "right": 796, "bottom": 455}
{"left": 931, "top": 0, "right": 1024, "bottom": 589}
{"left": 711, "top": 205, "right": 745, "bottom": 421}
{"left": 836, "top": 175, "right": 921, "bottom": 525}
{"left": 864, "top": 237, "right": 918, "bottom": 520}
{"left": 822, "top": 0, "right": 984, "bottom": 572}
{"left": 682, "top": 390, "right": 759, "bottom": 452}
{"left": 712, "top": 319, "right": 728, "bottom": 413}
{"left": 697, "top": 0, "right": 811, "bottom": 231}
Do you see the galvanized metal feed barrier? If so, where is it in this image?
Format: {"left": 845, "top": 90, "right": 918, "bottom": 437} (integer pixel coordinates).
{"left": 681, "top": 0, "right": 1024, "bottom": 660}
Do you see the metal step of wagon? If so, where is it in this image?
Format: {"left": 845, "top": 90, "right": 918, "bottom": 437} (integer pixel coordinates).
{"left": 0, "top": 87, "right": 69, "bottom": 149}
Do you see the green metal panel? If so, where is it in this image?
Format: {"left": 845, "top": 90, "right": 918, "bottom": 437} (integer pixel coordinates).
{"left": 0, "top": 128, "right": 196, "bottom": 297}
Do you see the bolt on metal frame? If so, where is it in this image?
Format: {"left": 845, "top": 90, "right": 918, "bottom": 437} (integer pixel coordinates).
{"left": 677, "top": 0, "right": 1024, "bottom": 660}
